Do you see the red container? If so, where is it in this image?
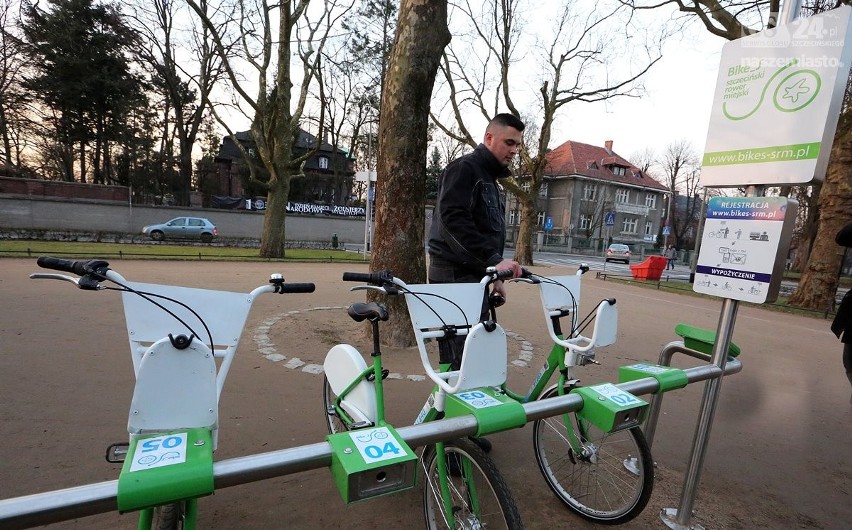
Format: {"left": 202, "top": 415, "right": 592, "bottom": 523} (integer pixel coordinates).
{"left": 630, "top": 255, "right": 668, "bottom": 280}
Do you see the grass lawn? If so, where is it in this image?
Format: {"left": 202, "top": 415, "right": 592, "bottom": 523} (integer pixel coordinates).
{"left": 0, "top": 240, "right": 367, "bottom": 263}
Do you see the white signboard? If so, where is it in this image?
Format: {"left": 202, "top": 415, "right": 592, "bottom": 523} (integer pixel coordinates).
{"left": 129, "top": 432, "right": 188, "bottom": 472}
{"left": 349, "top": 427, "right": 407, "bottom": 464}
{"left": 701, "top": 6, "right": 852, "bottom": 186}
{"left": 693, "top": 197, "right": 797, "bottom": 303}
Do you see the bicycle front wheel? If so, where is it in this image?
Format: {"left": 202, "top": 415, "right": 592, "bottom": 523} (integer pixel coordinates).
{"left": 322, "top": 374, "right": 349, "bottom": 434}
{"left": 532, "top": 385, "right": 654, "bottom": 525}
{"left": 422, "top": 438, "right": 523, "bottom": 530}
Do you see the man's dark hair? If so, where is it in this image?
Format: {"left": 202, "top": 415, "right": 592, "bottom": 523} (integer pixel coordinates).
{"left": 488, "top": 113, "right": 525, "bottom": 132}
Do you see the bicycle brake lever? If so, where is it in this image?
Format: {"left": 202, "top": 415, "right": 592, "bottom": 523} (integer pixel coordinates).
{"left": 508, "top": 277, "right": 538, "bottom": 284}
{"left": 29, "top": 273, "right": 81, "bottom": 286}
{"left": 349, "top": 285, "right": 390, "bottom": 294}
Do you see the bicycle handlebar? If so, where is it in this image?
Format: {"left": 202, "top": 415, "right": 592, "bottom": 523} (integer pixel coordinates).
{"left": 342, "top": 271, "right": 395, "bottom": 285}
{"left": 37, "top": 256, "right": 109, "bottom": 276}
{"left": 275, "top": 283, "right": 316, "bottom": 294}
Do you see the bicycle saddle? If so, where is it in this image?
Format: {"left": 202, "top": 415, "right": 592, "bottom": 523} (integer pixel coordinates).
{"left": 347, "top": 302, "right": 389, "bottom": 322}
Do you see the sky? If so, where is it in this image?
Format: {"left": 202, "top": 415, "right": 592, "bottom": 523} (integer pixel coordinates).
{"left": 545, "top": 21, "right": 728, "bottom": 163}
{"left": 213, "top": 4, "right": 731, "bottom": 168}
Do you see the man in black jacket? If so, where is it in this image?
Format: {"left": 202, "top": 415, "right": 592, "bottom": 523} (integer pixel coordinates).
{"left": 832, "top": 221, "right": 852, "bottom": 403}
{"left": 428, "top": 113, "right": 525, "bottom": 373}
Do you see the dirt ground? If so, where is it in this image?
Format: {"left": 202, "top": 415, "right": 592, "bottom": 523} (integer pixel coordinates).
{"left": 0, "top": 258, "right": 849, "bottom": 529}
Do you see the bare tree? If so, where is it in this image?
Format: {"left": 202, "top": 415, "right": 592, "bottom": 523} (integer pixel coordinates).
{"left": 129, "top": 0, "right": 228, "bottom": 205}
{"left": 0, "top": 0, "right": 30, "bottom": 172}
{"left": 184, "top": 0, "right": 355, "bottom": 258}
{"left": 370, "top": 0, "right": 450, "bottom": 346}
{"left": 577, "top": 189, "right": 614, "bottom": 244}
{"left": 431, "top": 0, "right": 663, "bottom": 265}
{"left": 659, "top": 139, "right": 701, "bottom": 246}
{"left": 630, "top": 146, "right": 659, "bottom": 178}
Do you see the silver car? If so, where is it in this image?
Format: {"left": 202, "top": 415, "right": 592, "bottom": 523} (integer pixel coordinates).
{"left": 142, "top": 217, "right": 218, "bottom": 243}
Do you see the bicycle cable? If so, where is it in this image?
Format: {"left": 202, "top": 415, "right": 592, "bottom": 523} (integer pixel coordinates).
{"left": 102, "top": 284, "right": 214, "bottom": 354}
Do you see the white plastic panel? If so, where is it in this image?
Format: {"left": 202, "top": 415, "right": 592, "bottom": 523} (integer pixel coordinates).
{"left": 324, "top": 344, "right": 377, "bottom": 424}
{"left": 121, "top": 281, "right": 252, "bottom": 348}
{"left": 593, "top": 302, "right": 618, "bottom": 348}
{"left": 453, "top": 323, "right": 508, "bottom": 391}
{"left": 403, "top": 283, "right": 486, "bottom": 330}
{"left": 539, "top": 275, "right": 582, "bottom": 313}
{"left": 127, "top": 338, "right": 218, "bottom": 435}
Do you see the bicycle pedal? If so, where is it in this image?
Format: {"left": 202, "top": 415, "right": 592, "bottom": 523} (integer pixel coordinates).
{"left": 106, "top": 442, "right": 129, "bottom": 463}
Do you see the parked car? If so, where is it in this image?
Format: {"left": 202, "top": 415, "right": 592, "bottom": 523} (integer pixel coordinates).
{"left": 142, "top": 217, "right": 218, "bottom": 243}
{"left": 605, "top": 243, "right": 631, "bottom": 264}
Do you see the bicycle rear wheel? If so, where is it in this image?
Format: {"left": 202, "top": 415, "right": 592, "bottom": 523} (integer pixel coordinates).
{"left": 532, "top": 385, "right": 653, "bottom": 525}
{"left": 153, "top": 502, "right": 185, "bottom": 530}
{"left": 322, "top": 374, "right": 349, "bottom": 434}
{"left": 422, "top": 438, "right": 523, "bottom": 530}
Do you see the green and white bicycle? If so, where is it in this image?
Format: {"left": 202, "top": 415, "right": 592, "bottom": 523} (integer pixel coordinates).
{"left": 30, "top": 257, "right": 315, "bottom": 529}
{"left": 501, "top": 266, "right": 654, "bottom": 525}
{"left": 323, "top": 269, "right": 524, "bottom": 530}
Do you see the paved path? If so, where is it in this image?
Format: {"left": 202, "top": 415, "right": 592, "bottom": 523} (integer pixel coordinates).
{"left": 0, "top": 259, "right": 849, "bottom": 529}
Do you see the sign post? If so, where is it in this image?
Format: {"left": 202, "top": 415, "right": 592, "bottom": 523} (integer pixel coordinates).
{"left": 663, "top": 6, "right": 851, "bottom": 530}
{"left": 355, "top": 171, "right": 377, "bottom": 255}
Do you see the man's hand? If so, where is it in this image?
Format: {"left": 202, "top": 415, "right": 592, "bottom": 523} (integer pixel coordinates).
{"left": 495, "top": 258, "right": 523, "bottom": 279}
{"left": 492, "top": 280, "right": 507, "bottom": 305}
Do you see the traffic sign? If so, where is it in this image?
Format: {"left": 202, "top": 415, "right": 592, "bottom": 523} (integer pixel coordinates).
{"left": 544, "top": 216, "right": 553, "bottom": 231}
{"left": 604, "top": 212, "right": 616, "bottom": 226}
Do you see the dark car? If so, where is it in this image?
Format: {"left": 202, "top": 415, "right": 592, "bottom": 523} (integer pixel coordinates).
{"left": 142, "top": 217, "right": 218, "bottom": 243}
{"left": 605, "top": 243, "right": 631, "bottom": 264}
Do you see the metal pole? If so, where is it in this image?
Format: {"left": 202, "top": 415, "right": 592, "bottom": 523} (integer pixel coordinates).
{"left": 690, "top": 189, "right": 708, "bottom": 281}
{"left": 661, "top": 298, "right": 739, "bottom": 529}
{"left": 778, "top": 0, "right": 803, "bottom": 25}
{"left": 0, "top": 362, "right": 744, "bottom": 529}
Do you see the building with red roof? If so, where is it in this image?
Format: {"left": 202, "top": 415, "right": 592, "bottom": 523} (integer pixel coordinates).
{"left": 507, "top": 139, "right": 671, "bottom": 250}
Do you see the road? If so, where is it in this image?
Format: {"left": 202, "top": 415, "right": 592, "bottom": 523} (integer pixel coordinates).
{"left": 531, "top": 250, "right": 692, "bottom": 280}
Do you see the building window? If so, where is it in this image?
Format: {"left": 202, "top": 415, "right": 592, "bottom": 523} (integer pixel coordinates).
{"left": 318, "top": 156, "right": 329, "bottom": 169}
{"left": 509, "top": 210, "right": 517, "bottom": 225}
{"left": 622, "top": 217, "right": 638, "bottom": 234}
{"left": 537, "top": 211, "right": 545, "bottom": 226}
{"left": 616, "top": 189, "right": 630, "bottom": 203}
{"left": 579, "top": 215, "right": 591, "bottom": 230}
{"left": 539, "top": 182, "right": 548, "bottom": 197}
{"left": 645, "top": 193, "right": 657, "bottom": 209}
{"left": 612, "top": 166, "right": 626, "bottom": 176}
{"left": 583, "top": 183, "right": 597, "bottom": 201}
{"left": 645, "top": 221, "right": 653, "bottom": 236}
{"left": 522, "top": 182, "right": 530, "bottom": 192}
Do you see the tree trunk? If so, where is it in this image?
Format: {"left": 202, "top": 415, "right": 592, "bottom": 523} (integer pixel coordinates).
{"left": 788, "top": 126, "right": 852, "bottom": 310}
{"left": 791, "top": 184, "right": 820, "bottom": 272}
{"left": 259, "top": 174, "right": 290, "bottom": 257}
{"left": 371, "top": 0, "right": 450, "bottom": 347}
{"left": 513, "top": 197, "right": 536, "bottom": 265}
{"left": 179, "top": 142, "right": 193, "bottom": 206}
{"left": 79, "top": 141, "right": 86, "bottom": 183}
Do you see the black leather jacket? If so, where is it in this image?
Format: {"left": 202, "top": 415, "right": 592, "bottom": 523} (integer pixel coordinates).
{"left": 428, "top": 144, "right": 509, "bottom": 277}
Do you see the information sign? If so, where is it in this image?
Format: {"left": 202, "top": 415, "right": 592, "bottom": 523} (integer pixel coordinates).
{"left": 701, "top": 6, "right": 852, "bottom": 186}
{"left": 693, "top": 197, "right": 797, "bottom": 303}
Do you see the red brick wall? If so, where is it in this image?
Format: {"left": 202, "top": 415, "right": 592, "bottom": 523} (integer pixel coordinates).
{"left": 0, "top": 177, "right": 130, "bottom": 202}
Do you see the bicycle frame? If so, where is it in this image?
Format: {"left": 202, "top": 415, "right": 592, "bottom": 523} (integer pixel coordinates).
{"left": 499, "top": 268, "right": 619, "bottom": 453}
{"left": 326, "top": 271, "right": 519, "bottom": 528}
